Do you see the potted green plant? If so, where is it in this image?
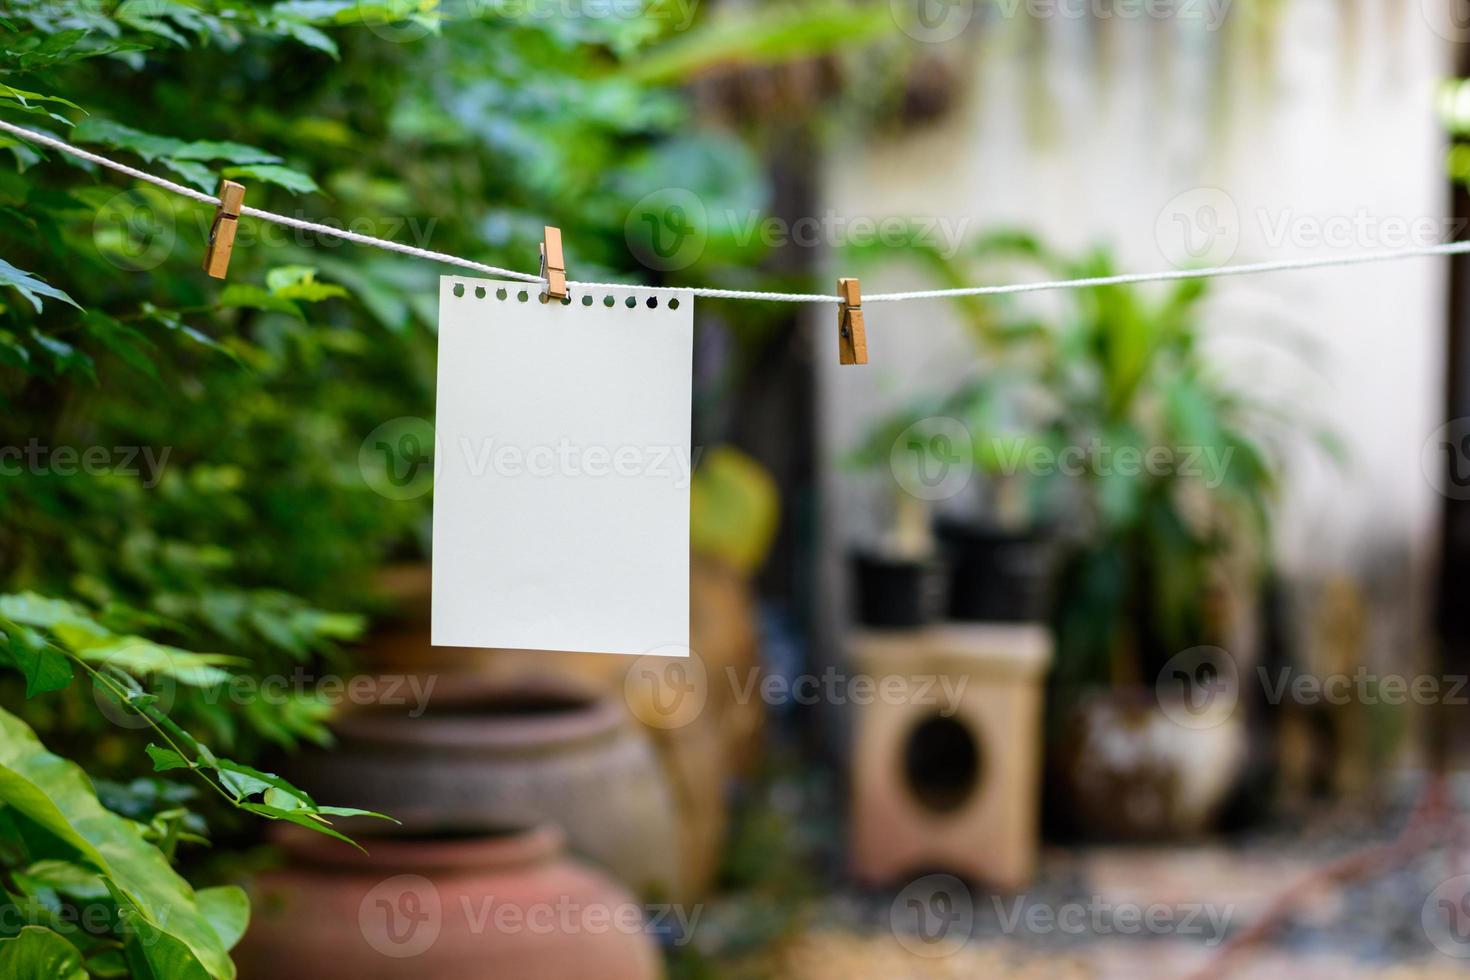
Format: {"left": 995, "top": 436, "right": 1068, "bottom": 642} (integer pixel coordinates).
{"left": 849, "top": 234, "right": 1333, "bottom": 835}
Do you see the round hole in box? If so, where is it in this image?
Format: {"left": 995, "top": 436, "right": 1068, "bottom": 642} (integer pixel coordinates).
{"left": 903, "top": 713, "right": 981, "bottom": 814}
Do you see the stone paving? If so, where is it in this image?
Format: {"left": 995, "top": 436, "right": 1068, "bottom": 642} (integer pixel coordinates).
{"left": 691, "top": 769, "right": 1470, "bottom": 978}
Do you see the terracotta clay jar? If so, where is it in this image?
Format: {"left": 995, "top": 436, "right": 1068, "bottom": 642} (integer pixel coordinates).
{"left": 237, "top": 824, "right": 663, "bottom": 980}
{"left": 285, "top": 676, "right": 682, "bottom": 899}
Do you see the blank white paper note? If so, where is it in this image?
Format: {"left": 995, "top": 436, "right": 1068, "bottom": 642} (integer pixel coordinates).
{"left": 432, "top": 277, "right": 692, "bottom": 656}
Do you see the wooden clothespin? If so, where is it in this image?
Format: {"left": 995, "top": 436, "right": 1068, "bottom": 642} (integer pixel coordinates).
{"left": 539, "top": 225, "right": 567, "bottom": 302}
{"left": 838, "top": 277, "right": 868, "bottom": 365}
{"left": 202, "top": 180, "right": 246, "bottom": 279}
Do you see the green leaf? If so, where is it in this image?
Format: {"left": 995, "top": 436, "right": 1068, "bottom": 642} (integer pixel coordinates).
{"left": 145, "top": 744, "right": 191, "bottom": 773}
{"left": 0, "top": 328, "right": 32, "bottom": 368}
{"left": 0, "top": 258, "right": 79, "bottom": 313}
{"left": 159, "top": 158, "right": 216, "bottom": 193}
{"left": 1, "top": 621, "right": 74, "bottom": 697}
{"left": 0, "top": 708, "right": 234, "bottom": 979}
{"left": 212, "top": 759, "right": 307, "bottom": 806}
{"left": 238, "top": 803, "right": 361, "bottom": 849}
{"left": 71, "top": 118, "right": 184, "bottom": 163}
{"left": 277, "top": 21, "right": 339, "bottom": 58}
{"left": 196, "top": 886, "right": 249, "bottom": 952}
{"left": 83, "top": 312, "right": 162, "bottom": 381}
{"left": 115, "top": 890, "right": 214, "bottom": 980}
{"left": 265, "top": 265, "right": 348, "bottom": 302}
{"left": 30, "top": 330, "right": 95, "bottom": 380}
{"left": 116, "top": 10, "right": 191, "bottom": 48}
{"left": 0, "top": 927, "right": 87, "bottom": 980}
{"left": 174, "top": 141, "right": 281, "bottom": 165}
{"left": 65, "top": 636, "right": 242, "bottom": 688}
{"left": 215, "top": 766, "right": 274, "bottom": 801}
{"left": 314, "top": 805, "right": 396, "bottom": 821}
{"left": 0, "top": 84, "right": 81, "bottom": 111}
{"left": 0, "top": 593, "right": 94, "bottom": 631}
{"left": 218, "top": 284, "right": 303, "bottom": 319}
{"left": 221, "top": 163, "right": 318, "bottom": 195}
{"left": 140, "top": 305, "right": 242, "bottom": 364}
{"left": 15, "top": 860, "right": 111, "bottom": 902}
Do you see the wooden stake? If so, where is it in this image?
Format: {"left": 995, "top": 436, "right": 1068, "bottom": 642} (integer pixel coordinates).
{"left": 540, "top": 226, "right": 567, "bottom": 302}
{"left": 838, "top": 277, "right": 868, "bottom": 365}
{"left": 202, "top": 180, "right": 246, "bottom": 279}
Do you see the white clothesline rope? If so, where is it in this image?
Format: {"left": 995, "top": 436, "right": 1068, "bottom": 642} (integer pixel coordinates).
{"left": 0, "top": 119, "right": 544, "bottom": 285}
{"left": 6, "top": 116, "right": 1470, "bottom": 304}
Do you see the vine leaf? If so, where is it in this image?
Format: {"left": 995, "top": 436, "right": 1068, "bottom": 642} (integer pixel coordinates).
{"left": 146, "top": 743, "right": 191, "bottom": 772}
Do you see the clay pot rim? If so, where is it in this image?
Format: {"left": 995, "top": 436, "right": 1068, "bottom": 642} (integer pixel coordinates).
{"left": 273, "top": 822, "right": 565, "bottom": 874}
{"left": 331, "top": 675, "right": 625, "bottom": 751}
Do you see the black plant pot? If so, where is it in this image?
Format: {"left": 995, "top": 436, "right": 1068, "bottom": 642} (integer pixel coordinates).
{"left": 935, "top": 518, "right": 1057, "bottom": 623}
{"left": 850, "top": 550, "right": 948, "bottom": 629}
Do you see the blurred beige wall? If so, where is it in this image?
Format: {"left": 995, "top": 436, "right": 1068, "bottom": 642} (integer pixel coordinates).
{"left": 814, "top": 0, "right": 1454, "bottom": 721}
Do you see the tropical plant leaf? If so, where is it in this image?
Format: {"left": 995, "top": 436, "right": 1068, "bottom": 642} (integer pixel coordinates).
{"left": 196, "top": 886, "right": 250, "bottom": 952}
{"left": 0, "top": 708, "right": 234, "bottom": 980}
{"left": 0, "top": 926, "right": 87, "bottom": 980}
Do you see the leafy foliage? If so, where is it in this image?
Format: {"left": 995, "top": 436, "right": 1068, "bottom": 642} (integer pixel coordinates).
{"left": 0, "top": 0, "right": 880, "bottom": 976}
